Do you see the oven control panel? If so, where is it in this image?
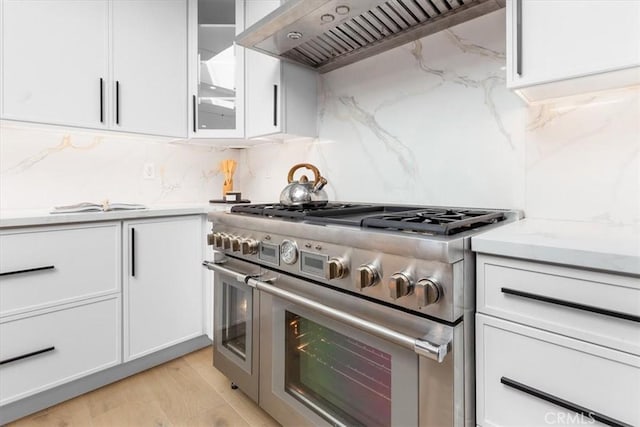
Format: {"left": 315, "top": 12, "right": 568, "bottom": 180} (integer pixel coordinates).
{"left": 208, "top": 229, "right": 461, "bottom": 321}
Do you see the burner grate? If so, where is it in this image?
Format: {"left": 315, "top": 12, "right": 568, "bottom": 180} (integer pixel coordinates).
{"left": 362, "top": 209, "right": 505, "bottom": 235}
{"left": 230, "top": 203, "right": 506, "bottom": 235}
{"left": 230, "top": 203, "right": 377, "bottom": 219}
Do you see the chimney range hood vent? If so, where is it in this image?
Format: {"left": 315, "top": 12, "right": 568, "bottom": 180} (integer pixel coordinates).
{"left": 236, "top": 0, "right": 505, "bottom": 74}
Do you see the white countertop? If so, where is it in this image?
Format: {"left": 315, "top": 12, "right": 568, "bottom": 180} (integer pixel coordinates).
{"left": 472, "top": 218, "right": 640, "bottom": 276}
{"left": 0, "top": 203, "right": 233, "bottom": 229}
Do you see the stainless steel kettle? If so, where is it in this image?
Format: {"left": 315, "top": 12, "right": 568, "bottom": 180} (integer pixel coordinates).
{"left": 279, "top": 163, "right": 328, "bottom": 207}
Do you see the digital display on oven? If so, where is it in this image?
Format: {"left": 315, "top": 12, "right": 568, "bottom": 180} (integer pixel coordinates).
{"left": 300, "top": 251, "right": 326, "bottom": 277}
{"left": 259, "top": 242, "right": 279, "bottom": 265}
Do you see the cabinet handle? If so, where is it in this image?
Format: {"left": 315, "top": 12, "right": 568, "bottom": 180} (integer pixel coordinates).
{"left": 99, "top": 78, "right": 104, "bottom": 123}
{"left": 0, "top": 265, "right": 55, "bottom": 277}
{"left": 501, "top": 287, "right": 640, "bottom": 323}
{"left": 516, "top": 0, "right": 523, "bottom": 76}
{"left": 193, "top": 94, "right": 197, "bottom": 133}
{"left": 273, "top": 84, "right": 278, "bottom": 127}
{"left": 115, "top": 81, "right": 120, "bottom": 125}
{"left": 500, "top": 377, "right": 632, "bottom": 427}
{"left": 131, "top": 228, "right": 135, "bottom": 277}
{"left": 0, "top": 346, "right": 55, "bottom": 366}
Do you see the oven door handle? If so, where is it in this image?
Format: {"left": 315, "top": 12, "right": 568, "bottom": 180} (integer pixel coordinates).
{"left": 202, "top": 260, "right": 450, "bottom": 363}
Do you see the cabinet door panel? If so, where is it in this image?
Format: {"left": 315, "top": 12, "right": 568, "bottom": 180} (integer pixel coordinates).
{"left": 124, "top": 216, "right": 203, "bottom": 361}
{"left": 509, "top": 0, "right": 640, "bottom": 87}
{"left": 112, "top": 0, "right": 188, "bottom": 137}
{"left": 244, "top": 0, "right": 281, "bottom": 138}
{"left": 1, "top": 0, "right": 109, "bottom": 128}
{"left": 0, "top": 224, "right": 121, "bottom": 316}
{"left": 476, "top": 314, "right": 640, "bottom": 427}
{"left": 0, "top": 297, "right": 121, "bottom": 405}
{"left": 190, "top": 0, "right": 245, "bottom": 138}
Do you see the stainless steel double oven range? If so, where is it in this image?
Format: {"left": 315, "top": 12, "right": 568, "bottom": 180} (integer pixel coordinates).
{"left": 203, "top": 203, "right": 520, "bottom": 426}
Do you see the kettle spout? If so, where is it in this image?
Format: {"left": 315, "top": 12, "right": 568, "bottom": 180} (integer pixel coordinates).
{"left": 312, "top": 177, "right": 328, "bottom": 192}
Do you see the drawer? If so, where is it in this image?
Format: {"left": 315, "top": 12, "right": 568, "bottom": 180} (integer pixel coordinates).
{"left": 477, "top": 254, "right": 640, "bottom": 355}
{"left": 0, "top": 296, "right": 121, "bottom": 405}
{"left": 476, "top": 314, "right": 640, "bottom": 427}
{"left": 0, "top": 223, "right": 121, "bottom": 316}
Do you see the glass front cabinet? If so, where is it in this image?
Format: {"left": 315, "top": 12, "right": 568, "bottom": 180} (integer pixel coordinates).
{"left": 188, "top": 0, "right": 245, "bottom": 138}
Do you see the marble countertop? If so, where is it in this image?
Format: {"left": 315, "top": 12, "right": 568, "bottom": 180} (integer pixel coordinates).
{"left": 0, "top": 203, "right": 234, "bottom": 229}
{"left": 472, "top": 218, "right": 640, "bottom": 276}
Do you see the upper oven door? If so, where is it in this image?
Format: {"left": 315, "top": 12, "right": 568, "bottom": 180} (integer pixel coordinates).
{"left": 211, "top": 256, "right": 261, "bottom": 402}
{"left": 258, "top": 268, "right": 455, "bottom": 427}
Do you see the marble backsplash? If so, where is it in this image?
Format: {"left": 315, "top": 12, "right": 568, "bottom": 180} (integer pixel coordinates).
{"left": 0, "top": 123, "right": 240, "bottom": 210}
{"left": 238, "top": 9, "right": 639, "bottom": 225}
{"left": 1, "top": 9, "right": 638, "bottom": 224}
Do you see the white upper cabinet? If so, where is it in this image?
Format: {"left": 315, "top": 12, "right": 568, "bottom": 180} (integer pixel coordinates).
{"left": 1, "top": 0, "right": 188, "bottom": 138}
{"left": 112, "top": 0, "right": 188, "bottom": 137}
{"left": 189, "top": 0, "right": 245, "bottom": 139}
{"left": 506, "top": 0, "right": 640, "bottom": 103}
{"left": 244, "top": 0, "right": 317, "bottom": 139}
{"left": 1, "top": 1, "right": 109, "bottom": 128}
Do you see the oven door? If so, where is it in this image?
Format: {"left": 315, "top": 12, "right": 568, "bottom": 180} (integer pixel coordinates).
{"left": 209, "top": 256, "right": 261, "bottom": 402}
{"left": 257, "top": 268, "right": 456, "bottom": 427}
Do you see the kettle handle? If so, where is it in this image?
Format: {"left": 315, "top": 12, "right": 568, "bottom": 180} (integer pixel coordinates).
{"left": 287, "top": 163, "right": 323, "bottom": 184}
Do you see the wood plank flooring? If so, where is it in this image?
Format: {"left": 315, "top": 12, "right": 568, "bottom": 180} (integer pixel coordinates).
{"left": 7, "top": 347, "right": 280, "bottom": 427}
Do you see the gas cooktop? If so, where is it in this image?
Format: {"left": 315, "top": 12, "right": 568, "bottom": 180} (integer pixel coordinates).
{"left": 230, "top": 202, "right": 508, "bottom": 235}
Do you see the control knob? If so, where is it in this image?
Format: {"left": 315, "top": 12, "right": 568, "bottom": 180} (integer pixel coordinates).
{"left": 240, "top": 239, "right": 259, "bottom": 255}
{"left": 415, "top": 279, "right": 442, "bottom": 307}
{"left": 355, "top": 264, "right": 379, "bottom": 289}
{"left": 388, "top": 273, "right": 413, "bottom": 300}
{"left": 230, "top": 237, "right": 241, "bottom": 252}
{"left": 221, "top": 235, "right": 231, "bottom": 250}
{"left": 207, "top": 233, "right": 216, "bottom": 246}
{"left": 213, "top": 233, "right": 225, "bottom": 248}
{"left": 325, "top": 257, "right": 348, "bottom": 280}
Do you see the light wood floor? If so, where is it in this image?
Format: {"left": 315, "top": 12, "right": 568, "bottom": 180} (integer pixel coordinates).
{"left": 7, "top": 347, "right": 280, "bottom": 427}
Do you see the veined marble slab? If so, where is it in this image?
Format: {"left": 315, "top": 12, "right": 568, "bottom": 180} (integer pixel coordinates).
{"left": 472, "top": 218, "right": 640, "bottom": 276}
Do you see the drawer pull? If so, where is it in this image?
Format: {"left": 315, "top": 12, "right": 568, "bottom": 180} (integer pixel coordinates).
{"left": 0, "top": 265, "right": 55, "bottom": 277}
{"left": 500, "top": 377, "right": 632, "bottom": 427}
{"left": 501, "top": 288, "right": 640, "bottom": 323}
{"left": 131, "top": 228, "right": 136, "bottom": 277}
{"left": 0, "top": 346, "right": 55, "bottom": 366}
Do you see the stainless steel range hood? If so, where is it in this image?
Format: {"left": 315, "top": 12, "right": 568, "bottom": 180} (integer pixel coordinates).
{"left": 237, "top": 0, "right": 505, "bottom": 73}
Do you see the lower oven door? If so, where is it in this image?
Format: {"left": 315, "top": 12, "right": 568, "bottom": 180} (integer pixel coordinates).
{"left": 211, "top": 257, "right": 261, "bottom": 402}
{"left": 258, "top": 268, "right": 457, "bottom": 427}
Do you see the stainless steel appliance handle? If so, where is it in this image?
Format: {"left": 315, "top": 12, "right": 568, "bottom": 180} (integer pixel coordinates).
{"left": 203, "top": 260, "right": 246, "bottom": 283}
{"left": 202, "top": 260, "right": 450, "bottom": 362}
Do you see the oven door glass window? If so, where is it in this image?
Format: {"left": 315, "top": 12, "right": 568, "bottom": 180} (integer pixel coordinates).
{"left": 285, "top": 311, "right": 391, "bottom": 427}
{"left": 216, "top": 277, "right": 253, "bottom": 372}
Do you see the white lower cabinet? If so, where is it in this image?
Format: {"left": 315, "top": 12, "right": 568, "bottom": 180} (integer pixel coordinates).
{"left": 0, "top": 214, "right": 207, "bottom": 420}
{"left": 123, "top": 216, "right": 204, "bottom": 361}
{"left": 0, "top": 296, "right": 121, "bottom": 405}
{"left": 475, "top": 254, "right": 640, "bottom": 427}
{"left": 476, "top": 314, "right": 640, "bottom": 427}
